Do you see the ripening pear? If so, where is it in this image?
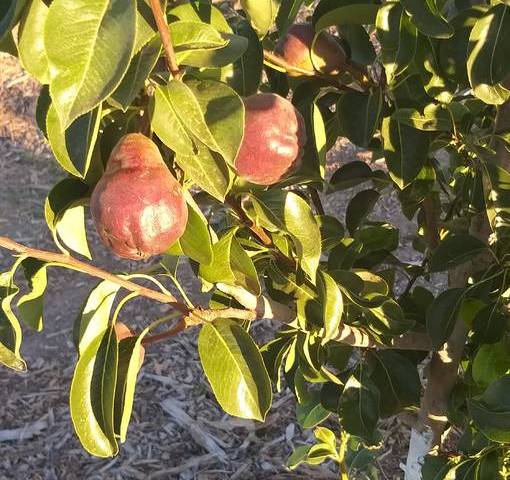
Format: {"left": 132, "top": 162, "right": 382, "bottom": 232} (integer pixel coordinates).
{"left": 91, "top": 134, "right": 188, "bottom": 260}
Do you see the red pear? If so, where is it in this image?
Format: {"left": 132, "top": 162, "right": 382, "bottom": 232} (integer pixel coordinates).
{"left": 91, "top": 133, "right": 187, "bottom": 260}
{"left": 275, "top": 23, "right": 347, "bottom": 76}
{"left": 234, "top": 93, "right": 306, "bottom": 186}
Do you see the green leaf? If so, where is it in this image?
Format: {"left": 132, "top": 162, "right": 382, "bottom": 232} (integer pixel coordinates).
{"left": 339, "top": 368, "right": 380, "bottom": 444}
{"left": 70, "top": 326, "right": 118, "bottom": 457}
{"left": 114, "top": 335, "right": 145, "bottom": 442}
{"left": 376, "top": 2, "right": 417, "bottom": 84}
{"left": 426, "top": 288, "right": 465, "bottom": 349}
{"left": 200, "top": 228, "right": 259, "bottom": 294}
{"left": 185, "top": 79, "right": 245, "bottom": 166}
{"left": 17, "top": 0, "right": 49, "bottom": 84}
{"left": 400, "top": 0, "right": 453, "bottom": 39}
{"left": 296, "top": 390, "right": 331, "bottom": 428}
{"left": 167, "top": 192, "right": 213, "bottom": 265}
{"left": 392, "top": 104, "right": 453, "bottom": 132}
{"left": 381, "top": 116, "right": 429, "bottom": 189}
{"left": 469, "top": 375, "right": 510, "bottom": 443}
{"left": 75, "top": 281, "right": 121, "bottom": 353}
{"left": 370, "top": 350, "right": 421, "bottom": 417}
{"left": 365, "top": 297, "right": 413, "bottom": 336}
{"left": 339, "top": 24, "right": 376, "bottom": 65}
{"left": 240, "top": 0, "right": 280, "bottom": 38}
{"left": 467, "top": 4, "right": 510, "bottom": 105}
{"left": 152, "top": 84, "right": 196, "bottom": 156}
{"left": 168, "top": 4, "right": 248, "bottom": 68}
{"left": 0, "top": 0, "right": 27, "bottom": 41}
{"left": 249, "top": 190, "right": 321, "bottom": 282}
{"left": 176, "top": 142, "right": 232, "bottom": 202}
{"left": 110, "top": 37, "right": 161, "bottom": 111}
{"left": 472, "top": 303, "right": 507, "bottom": 345}
{"left": 472, "top": 340, "right": 510, "bottom": 388}
{"left": 438, "top": 6, "right": 487, "bottom": 86}
{"left": 346, "top": 189, "right": 380, "bottom": 235}
{"left": 429, "top": 234, "right": 488, "bottom": 272}
{"left": 287, "top": 445, "right": 314, "bottom": 470}
{"left": 337, "top": 89, "right": 382, "bottom": 148}
{"left": 17, "top": 259, "right": 48, "bottom": 332}
{"left": 171, "top": 20, "right": 228, "bottom": 55}
{"left": 0, "top": 260, "right": 27, "bottom": 372}
{"left": 329, "top": 161, "right": 375, "bottom": 192}
{"left": 44, "top": 178, "right": 91, "bottom": 258}
{"left": 318, "top": 271, "right": 343, "bottom": 344}
{"left": 276, "top": 0, "right": 305, "bottom": 34}
{"left": 45, "top": 0, "right": 137, "bottom": 129}
{"left": 229, "top": 17, "right": 264, "bottom": 96}
{"left": 46, "top": 104, "right": 102, "bottom": 179}
{"left": 317, "top": 215, "right": 345, "bottom": 252}
{"left": 198, "top": 319, "right": 272, "bottom": 421}
{"left": 315, "top": 4, "right": 380, "bottom": 30}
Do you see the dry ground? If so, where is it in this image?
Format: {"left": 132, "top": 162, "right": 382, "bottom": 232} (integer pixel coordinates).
{"left": 0, "top": 53, "right": 422, "bottom": 479}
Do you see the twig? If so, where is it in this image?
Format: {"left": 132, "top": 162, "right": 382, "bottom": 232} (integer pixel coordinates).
{"left": 149, "top": 0, "right": 182, "bottom": 79}
{"left": 226, "top": 198, "right": 272, "bottom": 246}
{"left": 0, "top": 236, "right": 187, "bottom": 312}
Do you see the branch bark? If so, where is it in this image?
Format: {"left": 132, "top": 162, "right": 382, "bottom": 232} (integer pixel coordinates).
{"left": 149, "top": 0, "right": 182, "bottom": 79}
{"left": 0, "top": 236, "right": 432, "bottom": 351}
{"left": 405, "top": 102, "right": 510, "bottom": 479}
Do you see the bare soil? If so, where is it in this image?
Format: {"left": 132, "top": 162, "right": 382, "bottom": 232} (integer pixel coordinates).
{"left": 0, "top": 53, "right": 419, "bottom": 480}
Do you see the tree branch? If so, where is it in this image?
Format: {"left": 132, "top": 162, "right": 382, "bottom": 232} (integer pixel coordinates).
{"left": 149, "top": 0, "right": 182, "bottom": 79}
{"left": 216, "top": 283, "right": 432, "bottom": 351}
{"left": 423, "top": 196, "right": 440, "bottom": 251}
{"left": 0, "top": 236, "right": 188, "bottom": 312}
{"left": 0, "top": 236, "right": 432, "bottom": 351}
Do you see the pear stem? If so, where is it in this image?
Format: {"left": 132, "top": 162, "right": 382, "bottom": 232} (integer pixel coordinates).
{"left": 149, "top": 0, "right": 182, "bottom": 80}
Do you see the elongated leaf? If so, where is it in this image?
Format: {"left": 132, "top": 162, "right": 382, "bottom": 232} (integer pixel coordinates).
{"left": 198, "top": 319, "right": 272, "bottom": 421}
{"left": 44, "top": 179, "right": 91, "bottom": 258}
{"left": 472, "top": 303, "right": 507, "bottom": 345}
{"left": 185, "top": 79, "right": 244, "bottom": 166}
{"left": 45, "top": 0, "right": 137, "bottom": 129}
{"left": 70, "top": 327, "right": 118, "bottom": 457}
{"left": 469, "top": 376, "right": 510, "bottom": 443}
{"left": 426, "top": 288, "right": 465, "bottom": 349}
{"left": 339, "top": 368, "right": 381, "bottom": 444}
{"left": 376, "top": 2, "right": 417, "bottom": 84}
{"left": 75, "top": 281, "right": 121, "bottom": 353}
{"left": 318, "top": 271, "right": 343, "bottom": 343}
{"left": 229, "top": 17, "right": 263, "bottom": 96}
{"left": 337, "top": 89, "right": 382, "bottom": 148}
{"left": 315, "top": 4, "right": 380, "bottom": 30}
{"left": 110, "top": 38, "right": 161, "bottom": 111}
{"left": 176, "top": 141, "right": 232, "bottom": 201}
{"left": 381, "top": 116, "right": 429, "bottom": 189}
{"left": 200, "top": 228, "right": 259, "bottom": 294}
{"left": 249, "top": 190, "right": 321, "bottom": 282}
{"left": 472, "top": 340, "right": 510, "bottom": 388}
{"left": 17, "top": 0, "right": 49, "bottom": 84}
{"left": 114, "top": 334, "right": 145, "bottom": 442}
{"left": 400, "top": 0, "right": 453, "bottom": 39}
{"left": 0, "top": 0, "right": 27, "bottom": 41}
{"left": 240, "top": 0, "right": 280, "bottom": 38}
{"left": 346, "top": 189, "right": 380, "bottom": 235}
{"left": 370, "top": 350, "right": 420, "bottom": 417}
{"left": 17, "top": 259, "right": 48, "bottom": 332}
{"left": 429, "top": 234, "right": 488, "bottom": 272}
{"left": 467, "top": 4, "right": 510, "bottom": 105}
{"left": 392, "top": 104, "right": 452, "bottom": 132}
{"left": 171, "top": 20, "right": 227, "bottom": 54}
{"left": 0, "top": 259, "right": 27, "bottom": 372}
{"left": 46, "top": 104, "right": 102, "bottom": 179}
{"left": 167, "top": 192, "right": 213, "bottom": 265}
